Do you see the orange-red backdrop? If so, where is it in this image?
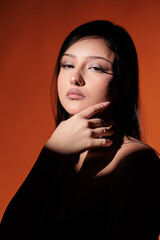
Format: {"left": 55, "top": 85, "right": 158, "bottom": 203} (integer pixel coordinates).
{"left": 0, "top": 0, "right": 160, "bottom": 223}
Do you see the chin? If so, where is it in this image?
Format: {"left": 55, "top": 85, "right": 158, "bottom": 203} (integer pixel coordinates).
{"left": 65, "top": 108, "right": 84, "bottom": 115}
{"left": 63, "top": 103, "right": 89, "bottom": 115}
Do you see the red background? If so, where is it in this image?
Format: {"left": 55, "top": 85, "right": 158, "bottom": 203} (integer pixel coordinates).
{"left": 0, "top": 0, "right": 160, "bottom": 229}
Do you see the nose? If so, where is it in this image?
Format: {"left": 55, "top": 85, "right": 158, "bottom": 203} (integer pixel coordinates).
{"left": 70, "top": 71, "right": 85, "bottom": 86}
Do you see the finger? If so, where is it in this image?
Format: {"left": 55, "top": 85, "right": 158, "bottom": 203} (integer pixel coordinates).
{"left": 89, "top": 138, "right": 113, "bottom": 148}
{"left": 91, "top": 127, "right": 114, "bottom": 138}
{"left": 88, "top": 119, "right": 114, "bottom": 129}
{"left": 79, "top": 102, "right": 110, "bottom": 119}
{"left": 88, "top": 118, "right": 106, "bottom": 128}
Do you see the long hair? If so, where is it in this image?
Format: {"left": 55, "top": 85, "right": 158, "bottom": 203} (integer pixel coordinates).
{"left": 51, "top": 20, "right": 140, "bottom": 140}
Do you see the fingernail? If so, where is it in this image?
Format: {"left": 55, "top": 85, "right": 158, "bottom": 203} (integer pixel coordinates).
{"left": 106, "top": 124, "right": 113, "bottom": 130}
{"left": 105, "top": 139, "right": 113, "bottom": 146}
{"left": 102, "top": 102, "right": 110, "bottom": 107}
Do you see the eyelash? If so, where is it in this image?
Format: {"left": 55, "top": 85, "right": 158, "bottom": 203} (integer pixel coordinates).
{"left": 60, "top": 63, "right": 113, "bottom": 75}
{"left": 89, "top": 66, "right": 108, "bottom": 73}
{"left": 60, "top": 63, "right": 74, "bottom": 69}
{"left": 89, "top": 66, "right": 114, "bottom": 75}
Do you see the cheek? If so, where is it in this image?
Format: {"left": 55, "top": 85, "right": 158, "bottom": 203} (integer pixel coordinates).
{"left": 57, "top": 78, "right": 61, "bottom": 99}
{"left": 91, "top": 78, "right": 111, "bottom": 95}
{"left": 57, "top": 73, "right": 67, "bottom": 99}
{"left": 92, "top": 77, "right": 115, "bottom": 102}
{"left": 57, "top": 76, "right": 61, "bottom": 96}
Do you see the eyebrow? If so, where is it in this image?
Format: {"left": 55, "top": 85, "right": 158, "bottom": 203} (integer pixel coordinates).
{"left": 63, "top": 53, "right": 113, "bottom": 65}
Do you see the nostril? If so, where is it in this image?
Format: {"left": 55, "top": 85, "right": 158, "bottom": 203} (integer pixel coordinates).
{"left": 78, "top": 77, "right": 85, "bottom": 86}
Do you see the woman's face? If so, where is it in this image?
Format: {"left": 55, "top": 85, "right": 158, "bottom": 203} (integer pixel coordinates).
{"left": 57, "top": 37, "right": 116, "bottom": 115}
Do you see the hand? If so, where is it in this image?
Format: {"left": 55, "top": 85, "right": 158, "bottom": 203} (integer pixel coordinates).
{"left": 45, "top": 102, "right": 113, "bottom": 155}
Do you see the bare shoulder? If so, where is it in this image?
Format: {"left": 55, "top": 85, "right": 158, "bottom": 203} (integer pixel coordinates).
{"left": 97, "top": 136, "right": 159, "bottom": 177}
{"left": 112, "top": 136, "right": 160, "bottom": 174}
{"left": 117, "top": 136, "right": 159, "bottom": 161}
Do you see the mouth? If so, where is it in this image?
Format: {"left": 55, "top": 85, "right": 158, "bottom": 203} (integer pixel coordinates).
{"left": 66, "top": 88, "right": 85, "bottom": 100}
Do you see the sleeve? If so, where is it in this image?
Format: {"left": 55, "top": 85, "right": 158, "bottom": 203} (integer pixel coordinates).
{"left": 0, "top": 147, "right": 66, "bottom": 240}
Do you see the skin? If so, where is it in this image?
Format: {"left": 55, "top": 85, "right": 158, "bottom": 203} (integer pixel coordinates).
{"left": 58, "top": 37, "right": 115, "bottom": 115}
{"left": 45, "top": 37, "right": 157, "bottom": 168}
{"left": 46, "top": 38, "right": 116, "bottom": 155}
{"left": 45, "top": 37, "right": 159, "bottom": 189}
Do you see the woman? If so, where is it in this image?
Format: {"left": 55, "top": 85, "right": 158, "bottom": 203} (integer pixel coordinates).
{"left": 1, "top": 20, "right": 160, "bottom": 240}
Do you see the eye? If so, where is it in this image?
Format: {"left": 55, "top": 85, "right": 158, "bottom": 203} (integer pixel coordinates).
{"left": 60, "top": 63, "right": 74, "bottom": 69}
{"left": 88, "top": 65, "right": 113, "bottom": 75}
{"left": 91, "top": 66, "right": 106, "bottom": 72}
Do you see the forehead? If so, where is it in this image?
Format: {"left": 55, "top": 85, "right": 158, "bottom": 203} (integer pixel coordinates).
{"left": 64, "top": 37, "right": 115, "bottom": 61}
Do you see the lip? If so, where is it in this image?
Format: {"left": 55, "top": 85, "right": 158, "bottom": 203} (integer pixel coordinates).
{"left": 66, "top": 88, "right": 85, "bottom": 100}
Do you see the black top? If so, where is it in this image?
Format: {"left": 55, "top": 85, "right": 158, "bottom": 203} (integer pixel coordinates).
{"left": 0, "top": 146, "right": 160, "bottom": 240}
